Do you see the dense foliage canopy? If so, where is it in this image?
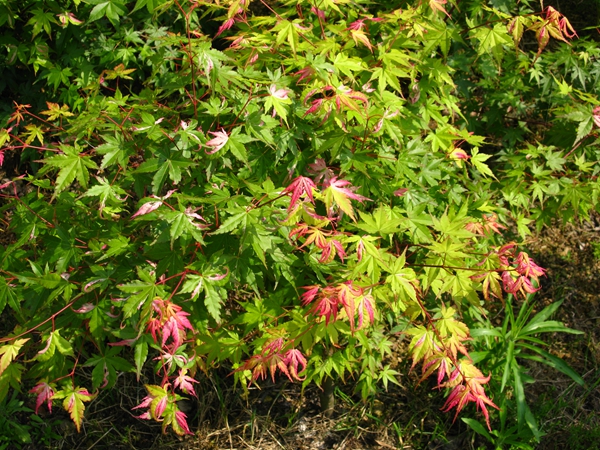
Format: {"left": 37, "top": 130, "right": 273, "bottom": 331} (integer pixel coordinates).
{"left": 0, "top": 0, "right": 598, "bottom": 446}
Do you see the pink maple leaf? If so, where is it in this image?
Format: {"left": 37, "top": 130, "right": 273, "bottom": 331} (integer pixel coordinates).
{"left": 133, "top": 395, "right": 153, "bottom": 412}
{"left": 310, "top": 6, "right": 326, "bottom": 20}
{"left": 347, "top": 19, "right": 366, "bottom": 31}
{"left": 429, "top": 0, "right": 451, "bottom": 18}
{"left": 162, "top": 316, "right": 183, "bottom": 349}
{"left": 154, "top": 395, "right": 167, "bottom": 419}
{"left": 295, "top": 66, "right": 315, "bottom": 83}
{"left": 205, "top": 128, "right": 229, "bottom": 154}
{"left": 300, "top": 285, "right": 320, "bottom": 305}
{"left": 184, "top": 207, "right": 210, "bottom": 229}
{"left": 30, "top": 382, "right": 54, "bottom": 414}
{"left": 326, "top": 177, "right": 369, "bottom": 201}
{"left": 283, "top": 349, "right": 307, "bottom": 381}
{"left": 173, "top": 369, "right": 198, "bottom": 397}
{"left": 146, "top": 317, "right": 162, "bottom": 344}
{"left": 441, "top": 364, "right": 498, "bottom": 430}
{"left": 593, "top": 106, "right": 600, "bottom": 128}
{"left": 318, "top": 239, "right": 346, "bottom": 263}
{"left": 269, "top": 84, "right": 289, "bottom": 100}
{"left": 302, "top": 285, "right": 339, "bottom": 325}
{"left": 307, "top": 158, "right": 335, "bottom": 185}
{"left": 284, "top": 176, "right": 317, "bottom": 211}
{"left": 175, "top": 409, "right": 193, "bottom": 434}
{"left": 72, "top": 303, "right": 95, "bottom": 313}
{"left": 304, "top": 98, "right": 324, "bottom": 116}
{"left": 216, "top": 17, "right": 235, "bottom": 37}
{"left": 172, "top": 308, "right": 193, "bottom": 333}
{"left": 131, "top": 200, "right": 162, "bottom": 218}
{"left": 323, "top": 176, "right": 370, "bottom": 221}
{"left": 356, "top": 292, "right": 375, "bottom": 329}
{"left": 515, "top": 252, "right": 545, "bottom": 278}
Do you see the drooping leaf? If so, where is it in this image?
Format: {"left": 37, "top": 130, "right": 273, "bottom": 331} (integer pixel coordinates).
{"left": 53, "top": 385, "right": 95, "bottom": 432}
{"left": 0, "top": 339, "right": 29, "bottom": 376}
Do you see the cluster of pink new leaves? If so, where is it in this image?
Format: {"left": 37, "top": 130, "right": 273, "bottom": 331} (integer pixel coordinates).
{"left": 134, "top": 298, "right": 198, "bottom": 435}
{"left": 133, "top": 383, "right": 192, "bottom": 435}
{"left": 407, "top": 306, "right": 500, "bottom": 430}
{"left": 472, "top": 243, "right": 546, "bottom": 302}
{"left": 29, "top": 382, "right": 94, "bottom": 433}
{"left": 301, "top": 282, "right": 375, "bottom": 332}
{"left": 236, "top": 337, "right": 307, "bottom": 384}
{"left": 284, "top": 162, "right": 370, "bottom": 266}
{"left": 407, "top": 243, "right": 546, "bottom": 430}
{"left": 147, "top": 298, "right": 194, "bottom": 352}
{"left": 235, "top": 164, "right": 372, "bottom": 385}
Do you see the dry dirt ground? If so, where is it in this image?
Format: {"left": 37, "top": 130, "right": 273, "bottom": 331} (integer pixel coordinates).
{"left": 3, "top": 216, "right": 600, "bottom": 450}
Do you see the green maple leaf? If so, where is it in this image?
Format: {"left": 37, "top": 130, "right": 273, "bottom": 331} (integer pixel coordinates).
{"left": 35, "top": 330, "right": 74, "bottom": 362}
{"left": 356, "top": 207, "right": 403, "bottom": 235}
{"left": 406, "top": 326, "right": 438, "bottom": 368}
{"left": 40, "top": 145, "right": 97, "bottom": 197}
{"left": 96, "top": 135, "right": 132, "bottom": 169}
{"left": 83, "top": 177, "right": 127, "bottom": 212}
{"left": 0, "top": 363, "right": 24, "bottom": 404}
{"left": 180, "top": 274, "right": 227, "bottom": 323}
{"left": 472, "top": 23, "right": 512, "bottom": 65}
{"left": 163, "top": 209, "right": 208, "bottom": 248}
{"left": 84, "top": 347, "right": 134, "bottom": 389}
{"left": 0, "top": 276, "right": 19, "bottom": 315}
{"left": 118, "top": 268, "right": 164, "bottom": 319}
{"left": 40, "top": 102, "right": 74, "bottom": 121}
{"left": 226, "top": 127, "right": 254, "bottom": 164}
{"left": 26, "top": 8, "right": 56, "bottom": 38}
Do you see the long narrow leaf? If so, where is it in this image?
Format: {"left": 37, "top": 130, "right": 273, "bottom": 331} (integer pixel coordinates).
{"left": 520, "top": 343, "right": 585, "bottom": 386}
{"left": 520, "top": 320, "right": 583, "bottom": 336}
{"left": 526, "top": 300, "right": 563, "bottom": 327}
{"left": 501, "top": 340, "right": 515, "bottom": 392}
{"left": 512, "top": 362, "right": 527, "bottom": 428}
{"left": 462, "top": 418, "right": 493, "bottom": 441}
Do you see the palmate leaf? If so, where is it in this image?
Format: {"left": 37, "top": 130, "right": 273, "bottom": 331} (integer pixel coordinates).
{"left": 84, "top": 347, "right": 134, "bottom": 390}
{"left": 53, "top": 385, "right": 95, "bottom": 432}
{"left": 40, "top": 145, "right": 98, "bottom": 197}
{"left": 471, "top": 23, "right": 512, "bottom": 65}
{"left": 225, "top": 127, "right": 254, "bottom": 164}
{"left": 322, "top": 177, "right": 370, "bottom": 221}
{"left": 180, "top": 274, "right": 227, "bottom": 323}
{"left": 83, "top": 177, "right": 127, "bottom": 212}
{"left": 118, "top": 268, "right": 164, "bottom": 319}
{"left": 40, "top": 102, "right": 74, "bottom": 121}
{"left": 162, "top": 209, "right": 208, "bottom": 248}
{"left": 35, "top": 330, "right": 74, "bottom": 362}
{"left": 0, "top": 363, "right": 25, "bottom": 404}
{"left": 88, "top": 0, "right": 127, "bottom": 26}
{"left": 132, "top": 0, "right": 158, "bottom": 13}
{"left": 26, "top": 8, "right": 56, "bottom": 38}
{"left": 356, "top": 207, "right": 403, "bottom": 236}
{"left": 0, "top": 276, "right": 20, "bottom": 315}
{"left": 471, "top": 149, "right": 496, "bottom": 179}
{"left": 0, "top": 338, "right": 29, "bottom": 376}
{"left": 96, "top": 134, "right": 133, "bottom": 169}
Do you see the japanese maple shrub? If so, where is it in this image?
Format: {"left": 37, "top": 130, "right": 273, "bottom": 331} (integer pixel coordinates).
{"left": 0, "top": 0, "right": 587, "bottom": 439}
